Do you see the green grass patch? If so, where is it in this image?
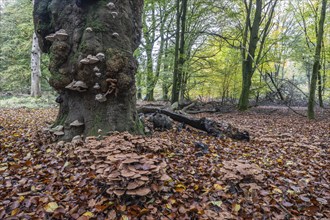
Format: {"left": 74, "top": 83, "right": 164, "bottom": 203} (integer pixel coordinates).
{"left": 0, "top": 94, "right": 57, "bottom": 108}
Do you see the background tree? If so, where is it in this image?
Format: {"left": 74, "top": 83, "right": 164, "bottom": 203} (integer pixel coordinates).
{"left": 30, "top": 0, "right": 41, "bottom": 97}
{"left": 308, "top": 0, "right": 327, "bottom": 119}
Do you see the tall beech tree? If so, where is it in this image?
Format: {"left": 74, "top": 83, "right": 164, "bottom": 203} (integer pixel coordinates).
{"left": 238, "top": 0, "right": 278, "bottom": 110}
{"left": 308, "top": 0, "right": 327, "bottom": 119}
{"left": 171, "top": 0, "right": 188, "bottom": 104}
{"left": 33, "top": 0, "right": 144, "bottom": 140}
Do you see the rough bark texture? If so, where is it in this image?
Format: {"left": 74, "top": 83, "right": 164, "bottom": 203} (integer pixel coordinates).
{"left": 34, "top": 0, "right": 144, "bottom": 140}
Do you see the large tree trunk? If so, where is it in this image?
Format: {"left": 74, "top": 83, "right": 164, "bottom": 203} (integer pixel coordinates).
{"left": 308, "top": 0, "right": 327, "bottom": 119}
{"left": 31, "top": 32, "right": 42, "bottom": 97}
{"left": 34, "top": 0, "right": 144, "bottom": 140}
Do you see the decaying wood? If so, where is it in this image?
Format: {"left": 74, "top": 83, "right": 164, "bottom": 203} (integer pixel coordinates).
{"left": 138, "top": 107, "right": 250, "bottom": 141}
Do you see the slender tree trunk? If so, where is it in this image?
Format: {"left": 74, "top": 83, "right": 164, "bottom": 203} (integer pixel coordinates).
{"left": 238, "top": 0, "right": 262, "bottom": 110}
{"left": 317, "top": 67, "right": 324, "bottom": 108}
{"left": 308, "top": 0, "right": 327, "bottom": 119}
{"left": 171, "top": 0, "right": 182, "bottom": 103}
{"left": 30, "top": 0, "right": 41, "bottom": 97}
{"left": 31, "top": 32, "right": 42, "bottom": 97}
{"left": 145, "top": 48, "right": 154, "bottom": 101}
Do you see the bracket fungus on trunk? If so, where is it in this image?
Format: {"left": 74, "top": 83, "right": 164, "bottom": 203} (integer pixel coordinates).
{"left": 95, "top": 94, "right": 107, "bottom": 102}
{"left": 80, "top": 55, "right": 100, "bottom": 65}
{"left": 107, "top": 2, "right": 115, "bottom": 10}
{"left": 93, "top": 83, "right": 101, "bottom": 90}
{"left": 111, "top": 12, "right": 118, "bottom": 19}
{"left": 55, "top": 29, "right": 69, "bottom": 41}
{"left": 96, "top": 53, "right": 105, "bottom": 61}
{"left": 85, "top": 27, "right": 93, "bottom": 32}
{"left": 112, "top": 32, "right": 119, "bottom": 38}
{"left": 70, "top": 120, "right": 84, "bottom": 127}
{"left": 45, "top": 34, "right": 56, "bottom": 42}
{"left": 45, "top": 29, "right": 69, "bottom": 42}
{"left": 65, "top": 80, "right": 88, "bottom": 92}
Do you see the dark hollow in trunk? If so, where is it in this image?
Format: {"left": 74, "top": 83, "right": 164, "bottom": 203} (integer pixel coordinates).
{"left": 34, "top": 0, "right": 144, "bottom": 140}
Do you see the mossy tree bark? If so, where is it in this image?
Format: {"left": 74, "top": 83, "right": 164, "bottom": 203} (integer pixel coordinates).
{"left": 308, "top": 0, "right": 327, "bottom": 119}
{"left": 34, "top": 0, "right": 144, "bottom": 140}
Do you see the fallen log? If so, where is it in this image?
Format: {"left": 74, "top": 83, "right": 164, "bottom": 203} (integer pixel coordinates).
{"left": 138, "top": 107, "right": 250, "bottom": 141}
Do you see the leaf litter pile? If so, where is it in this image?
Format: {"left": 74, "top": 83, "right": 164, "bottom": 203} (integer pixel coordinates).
{"left": 0, "top": 107, "right": 329, "bottom": 219}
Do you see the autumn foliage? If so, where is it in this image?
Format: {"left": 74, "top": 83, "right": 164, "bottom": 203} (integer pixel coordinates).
{"left": 0, "top": 107, "right": 329, "bottom": 219}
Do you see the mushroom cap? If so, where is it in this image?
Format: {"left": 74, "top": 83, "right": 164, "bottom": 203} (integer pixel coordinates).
{"left": 88, "top": 56, "right": 99, "bottom": 64}
{"left": 112, "top": 32, "right": 119, "bottom": 38}
{"left": 54, "top": 131, "right": 65, "bottom": 136}
{"left": 107, "top": 2, "right": 115, "bottom": 9}
{"left": 45, "top": 34, "right": 56, "bottom": 42}
{"left": 51, "top": 125, "right": 64, "bottom": 132}
{"left": 85, "top": 27, "right": 93, "bottom": 32}
{"left": 65, "top": 81, "right": 76, "bottom": 89}
{"left": 80, "top": 58, "right": 90, "bottom": 64}
{"left": 93, "top": 67, "right": 100, "bottom": 72}
{"left": 70, "top": 120, "right": 84, "bottom": 127}
{"left": 126, "top": 187, "right": 151, "bottom": 196}
{"left": 96, "top": 53, "right": 105, "bottom": 61}
{"left": 111, "top": 12, "right": 118, "bottom": 18}
{"left": 73, "top": 81, "right": 88, "bottom": 89}
{"left": 93, "top": 83, "right": 101, "bottom": 90}
{"left": 55, "top": 29, "right": 69, "bottom": 40}
{"left": 95, "top": 94, "right": 107, "bottom": 102}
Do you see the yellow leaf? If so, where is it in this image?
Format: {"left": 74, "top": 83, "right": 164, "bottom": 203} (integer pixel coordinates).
{"left": 19, "top": 196, "right": 25, "bottom": 202}
{"left": 121, "top": 215, "right": 129, "bottom": 220}
{"left": 213, "top": 184, "right": 224, "bottom": 191}
{"left": 287, "top": 190, "right": 295, "bottom": 195}
{"left": 46, "top": 148, "right": 52, "bottom": 153}
{"left": 272, "top": 188, "right": 283, "bottom": 194}
{"left": 175, "top": 184, "right": 186, "bottom": 193}
{"left": 210, "top": 201, "right": 222, "bottom": 207}
{"left": 233, "top": 204, "right": 241, "bottom": 213}
{"left": 63, "top": 161, "right": 70, "bottom": 169}
{"left": 31, "top": 186, "right": 36, "bottom": 192}
{"left": 83, "top": 211, "right": 94, "bottom": 217}
{"left": 11, "top": 208, "right": 20, "bottom": 216}
{"left": 44, "top": 202, "right": 59, "bottom": 213}
{"left": 277, "top": 159, "right": 283, "bottom": 164}
{"left": 166, "top": 203, "right": 172, "bottom": 209}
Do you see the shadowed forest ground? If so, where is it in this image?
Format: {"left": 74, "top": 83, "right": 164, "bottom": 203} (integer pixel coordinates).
{"left": 0, "top": 106, "right": 329, "bottom": 219}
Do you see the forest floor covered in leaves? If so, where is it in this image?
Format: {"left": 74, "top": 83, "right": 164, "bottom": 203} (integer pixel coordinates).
{"left": 0, "top": 106, "right": 329, "bottom": 219}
